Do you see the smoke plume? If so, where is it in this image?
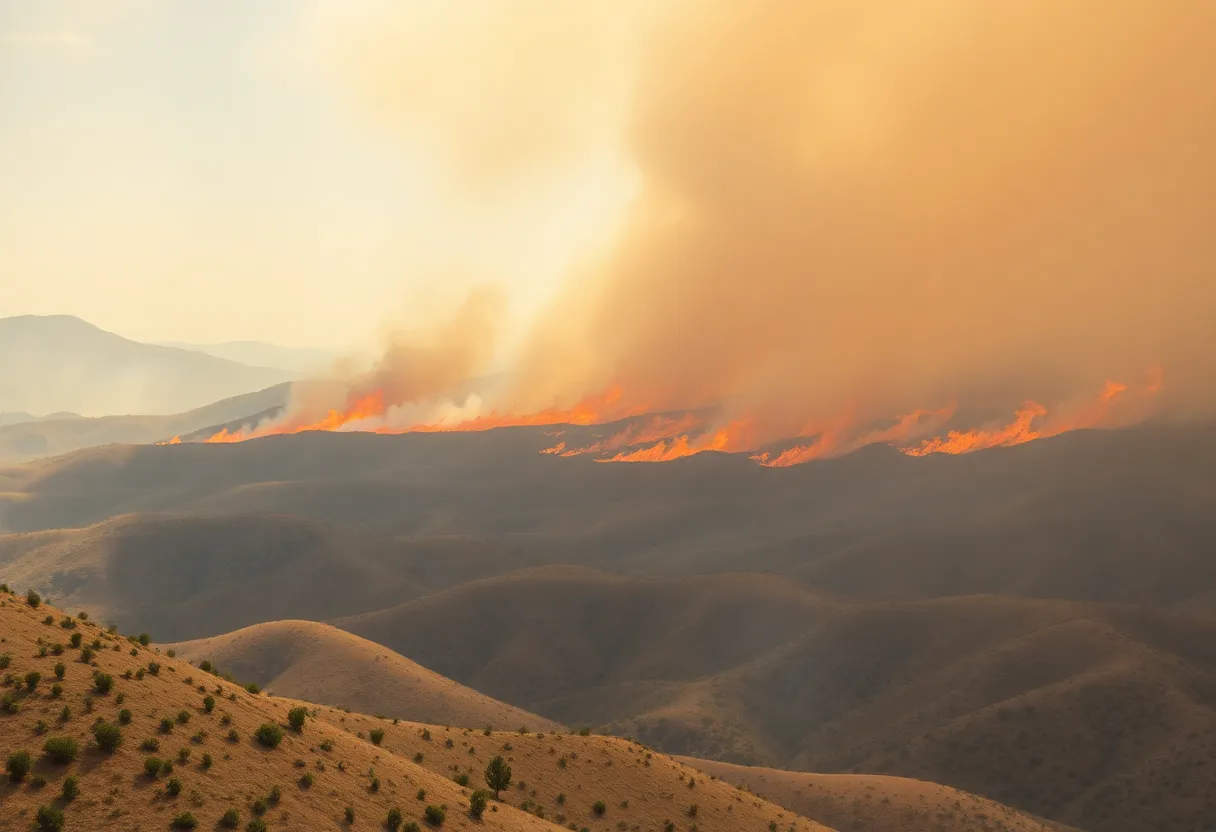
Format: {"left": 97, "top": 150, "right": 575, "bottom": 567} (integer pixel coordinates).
{"left": 263, "top": 0, "right": 1216, "bottom": 455}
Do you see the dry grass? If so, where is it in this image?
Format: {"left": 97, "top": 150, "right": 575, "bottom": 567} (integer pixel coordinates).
{"left": 0, "top": 594, "right": 567, "bottom": 831}
{"left": 163, "top": 620, "right": 561, "bottom": 733}
{"left": 674, "top": 758, "right": 1076, "bottom": 832}
{"left": 308, "top": 707, "right": 832, "bottom": 832}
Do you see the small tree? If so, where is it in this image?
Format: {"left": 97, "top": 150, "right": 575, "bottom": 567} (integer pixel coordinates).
{"left": 386, "top": 807, "right": 403, "bottom": 831}
{"left": 220, "top": 809, "right": 240, "bottom": 829}
{"left": 53, "top": 662, "right": 66, "bottom": 680}
{"left": 27, "top": 589, "right": 42, "bottom": 608}
{"left": 6, "top": 749, "right": 32, "bottom": 782}
{"left": 170, "top": 811, "right": 197, "bottom": 829}
{"left": 469, "top": 789, "right": 489, "bottom": 819}
{"left": 62, "top": 775, "right": 80, "bottom": 801}
{"left": 145, "top": 757, "right": 165, "bottom": 777}
{"left": 287, "top": 706, "right": 308, "bottom": 732}
{"left": 203, "top": 695, "right": 216, "bottom": 713}
{"left": 423, "top": 805, "right": 446, "bottom": 826}
{"left": 25, "top": 671, "right": 41, "bottom": 691}
{"left": 484, "top": 755, "right": 512, "bottom": 798}
{"left": 369, "top": 728, "right": 385, "bottom": 745}
{"left": 94, "top": 672, "right": 114, "bottom": 694}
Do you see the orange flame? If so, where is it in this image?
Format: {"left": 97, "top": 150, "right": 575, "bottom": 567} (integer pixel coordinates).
{"left": 597, "top": 420, "right": 756, "bottom": 463}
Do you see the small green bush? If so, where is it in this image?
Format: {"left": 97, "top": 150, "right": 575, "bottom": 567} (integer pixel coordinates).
{"left": 0, "top": 654, "right": 9, "bottom": 669}
{"left": 59, "top": 616, "right": 75, "bottom": 629}
{"left": 453, "top": 772, "right": 469, "bottom": 787}
{"left": 160, "top": 717, "right": 174, "bottom": 734}
{"left": 423, "top": 804, "right": 446, "bottom": 826}
{"left": 245, "top": 682, "right": 260, "bottom": 694}
{"left": 62, "top": 775, "right": 79, "bottom": 801}
{"left": 176, "top": 709, "right": 191, "bottom": 724}
{"left": 57, "top": 705, "right": 70, "bottom": 722}
{"left": 469, "top": 789, "right": 489, "bottom": 819}
{"left": 53, "top": 662, "right": 66, "bottom": 679}
{"left": 220, "top": 809, "right": 240, "bottom": 829}
{"left": 369, "top": 728, "right": 385, "bottom": 745}
{"left": 299, "top": 772, "right": 314, "bottom": 788}
{"left": 118, "top": 708, "right": 132, "bottom": 724}
{"left": 165, "top": 777, "right": 183, "bottom": 796}
{"left": 170, "top": 811, "right": 198, "bottom": 829}
{"left": 144, "top": 756, "right": 165, "bottom": 777}
{"left": 138, "top": 633, "right": 151, "bottom": 646}
{"left": 147, "top": 661, "right": 160, "bottom": 675}
{"left": 246, "top": 819, "right": 267, "bottom": 832}
{"left": 0, "top": 692, "right": 18, "bottom": 715}
{"left": 202, "top": 753, "right": 213, "bottom": 769}
{"left": 50, "top": 683, "right": 63, "bottom": 698}
{"left": 592, "top": 800, "right": 607, "bottom": 816}
{"left": 386, "top": 808, "right": 404, "bottom": 830}
{"left": 25, "top": 671, "right": 41, "bottom": 691}
{"left": 254, "top": 722, "right": 283, "bottom": 748}
{"left": 226, "top": 728, "right": 240, "bottom": 743}
{"left": 288, "top": 705, "right": 308, "bottom": 732}
{"left": 42, "top": 736, "right": 80, "bottom": 764}
{"left": 27, "top": 589, "right": 42, "bottom": 607}
{"left": 344, "top": 806, "right": 355, "bottom": 823}
{"left": 80, "top": 646, "right": 94, "bottom": 663}
{"left": 34, "top": 805, "right": 64, "bottom": 831}
{"left": 269, "top": 785, "right": 281, "bottom": 804}
{"left": 93, "top": 721, "right": 123, "bottom": 753}
{"left": 6, "top": 749, "right": 32, "bottom": 782}
{"left": 142, "top": 737, "right": 161, "bottom": 752}
{"left": 178, "top": 747, "right": 191, "bottom": 763}
{"left": 251, "top": 798, "right": 268, "bottom": 816}
{"left": 94, "top": 672, "right": 114, "bottom": 694}
{"left": 203, "top": 695, "right": 216, "bottom": 713}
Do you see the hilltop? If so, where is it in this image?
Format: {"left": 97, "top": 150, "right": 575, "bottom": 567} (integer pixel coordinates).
{"left": 164, "top": 621, "right": 560, "bottom": 733}
{"left": 0, "top": 315, "right": 291, "bottom": 417}
{"left": 0, "top": 591, "right": 566, "bottom": 831}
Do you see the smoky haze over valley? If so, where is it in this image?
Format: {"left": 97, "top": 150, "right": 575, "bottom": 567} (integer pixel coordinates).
{"left": 2, "top": 3, "right": 1215, "bottom": 832}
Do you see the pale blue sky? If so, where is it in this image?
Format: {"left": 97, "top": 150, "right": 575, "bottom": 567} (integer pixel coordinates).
{"left": 0, "top": 0, "right": 635, "bottom": 350}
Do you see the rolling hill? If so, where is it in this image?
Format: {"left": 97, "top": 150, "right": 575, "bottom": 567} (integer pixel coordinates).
{"left": 0, "top": 315, "right": 292, "bottom": 417}
{"left": 0, "top": 513, "right": 531, "bottom": 640}
{"left": 0, "top": 592, "right": 568, "bottom": 832}
{"left": 0, "top": 419, "right": 1213, "bottom": 611}
{"left": 331, "top": 570, "right": 1216, "bottom": 832}
{"left": 0, "top": 384, "right": 290, "bottom": 465}
{"left": 676, "top": 760, "right": 1073, "bottom": 832}
{"left": 163, "top": 620, "right": 561, "bottom": 733}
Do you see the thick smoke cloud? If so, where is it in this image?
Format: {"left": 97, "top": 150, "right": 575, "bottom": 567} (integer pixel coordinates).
{"left": 307, "top": 1, "right": 1216, "bottom": 446}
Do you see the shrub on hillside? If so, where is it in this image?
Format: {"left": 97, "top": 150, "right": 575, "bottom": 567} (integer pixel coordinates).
{"left": 62, "top": 775, "right": 79, "bottom": 801}
{"left": 138, "top": 633, "right": 151, "bottom": 646}
{"left": 53, "top": 662, "right": 65, "bottom": 680}
{"left": 93, "top": 721, "right": 122, "bottom": 753}
{"left": 142, "top": 737, "right": 160, "bottom": 752}
{"left": 118, "top": 708, "right": 132, "bottom": 724}
{"left": 0, "top": 653, "right": 10, "bottom": 669}
{"left": 68, "top": 632, "right": 82, "bottom": 649}
{"left": 344, "top": 807, "right": 355, "bottom": 823}
{"left": 469, "top": 789, "right": 489, "bottom": 819}
{"left": 94, "top": 672, "right": 114, "bottom": 694}
{"left": 176, "top": 709, "right": 191, "bottom": 724}
{"left": 386, "top": 807, "right": 403, "bottom": 831}
{"left": 25, "top": 671, "right": 41, "bottom": 691}
{"left": 203, "top": 695, "right": 216, "bottom": 713}
{"left": 220, "top": 809, "right": 240, "bottom": 829}
{"left": 79, "top": 646, "right": 94, "bottom": 663}
{"left": 423, "top": 805, "right": 446, "bottom": 826}
{"left": 170, "top": 812, "right": 197, "bottom": 829}
{"left": 592, "top": 800, "right": 607, "bottom": 815}
{"left": 165, "top": 777, "right": 183, "bottom": 796}
{"left": 254, "top": 723, "right": 284, "bottom": 748}
{"left": 26, "top": 589, "right": 41, "bottom": 608}
{"left": 288, "top": 706, "right": 308, "bottom": 732}
{"left": 6, "top": 750, "right": 32, "bottom": 782}
{"left": 369, "top": 728, "right": 385, "bottom": 745}
{"left": 42, "top": 736, "right": 80, "bottom": 764}
{"left": 144, "top": 757, "right": 165, "bottom": 777}
{"left": 246, "top": 819, "right": 267, "bottom": 832}
{"left": 160, "top": 718, "right": 174, "bottom": 734}
{"left": 34, "top": 805, "right": 63, "bottom": 831}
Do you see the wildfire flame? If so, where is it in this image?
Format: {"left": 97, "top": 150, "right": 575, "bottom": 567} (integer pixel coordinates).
{"left": 175, "top": 372, "right": 1163, "bottom": 467}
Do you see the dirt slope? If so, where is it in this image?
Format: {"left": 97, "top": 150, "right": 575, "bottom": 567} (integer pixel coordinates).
{"left": 307, "top": 707, "right": 833, "bottom": 832}
{"left": 0, "top": 592, "right": 566, "bottom": 832}
{"left": 164, "top": 620, "right": 561, "bottom": 733}
{"left": 676, "top": 758, "right": 1075, "bottom": 832}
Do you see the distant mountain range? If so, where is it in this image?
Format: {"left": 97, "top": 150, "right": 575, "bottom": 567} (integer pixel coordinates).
{"left": 0, "top": 314, "right": 295, "bottom": 416}
{"left": 156, "top": 339, "right": 338, "bottom": 375}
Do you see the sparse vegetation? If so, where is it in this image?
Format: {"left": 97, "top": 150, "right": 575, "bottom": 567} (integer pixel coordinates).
{"left": 62, "top": 775, "right": 79, "bottom": 801}
{"left": 26, "top": 589, "right": 42, "bottom": 608}
{"left": 220, "top": 808, "right": 241, "bottom": 828}
{"left": 423, "top": 804, "right": 446, "bottom": 826}
{"left": 386, "top": 807, "right": 404, "bottom": 830}
{"left": 93, "top": 671, "right": 113, "bottom": 693}
{"left": 93, "top": 720, "right": 122, "bottom": 752}
{"left": 469, "top": 789, "right": 489, "bottom": 819}
{"left": 34, "top": 805, "right": 64, "bottom": 831}
{"left": 369, "top": 727, "right": 385, "bottom": 745}
{"left": 288, "top": 705, "right": 308, "bottom": 732}
{"left": 170, "top": 811, "right": 198, "bottom": 829}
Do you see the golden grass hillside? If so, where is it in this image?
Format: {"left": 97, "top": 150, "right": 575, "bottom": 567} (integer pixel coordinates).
{"left": 674, "top": 758, "right": 1075, "bottom": 832}
{"left": 0, "top": 591, "right": 571, "bottom": 832}
{"left": 163, "top": 621, "right": 561, "bottom": 734}
{"left": 304, "top": 706, "right": 833, "bottom": 832}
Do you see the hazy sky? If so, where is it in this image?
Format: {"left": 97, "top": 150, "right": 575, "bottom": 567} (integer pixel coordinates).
{"left": 0, "top": 0, "right": 633, "bottom": 349}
